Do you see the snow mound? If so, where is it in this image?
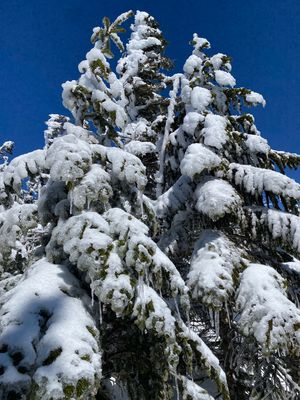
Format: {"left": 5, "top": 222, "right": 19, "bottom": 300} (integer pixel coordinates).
{"left": 228, "top": 163, "right": 300, "bottom": 200}
{"left": 188, "top": 230, "right": 240, "bottom": 308}
{"left": 0, "top": 258, "right": 101, "bottom": 399}
{"left": 214, "top": 70, "right": 236, "bottom": 87}
{"left": 194, "top": 178, "right": 241, "bottom": 220}
{"left": 201, "top": 114, "right": 228, "bottom": 150}
{"left": 180, "top": 144, "right": 222, "bottom": 179}
{"left": 236, "top": 263, "right": 300, "bottom": 354}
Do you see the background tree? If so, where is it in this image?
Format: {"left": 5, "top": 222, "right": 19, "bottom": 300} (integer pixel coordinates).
{"left": 156, "top": 33, "right": 300, "bottom": 399}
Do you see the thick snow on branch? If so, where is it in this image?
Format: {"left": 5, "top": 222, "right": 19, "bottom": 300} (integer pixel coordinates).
{"left": 245, "top": 91, "right": 266, "bottom": 107}
{"left": 182, "top": 112, "right": 204, "bottom": 135}
{"left": 3, "top": 150, "right": 45, "bottom": 191}
{"left": 236, "top": 263, "right": 300, "bottom": 354}
{"left": 157, "top": 74, "right": 181, "bottom": 196}
{"left": 0, "top": 203, "right": 38, "bottom": 269}
{"left": 247, "top": 207, "right": 300, "bottom": 254}
{"left": 154, "top": 176, "right": 193, "bottom": 219}
{"left": 105, "top": 147, "right": 147, "bottom": 190}
{"left": 133, "top": 283, "right": 176, "bottom": 339}
{"left": 180, "top": 144, "right": 222, "bottom": 179}
{"left": 179, "top": 322, "right": 229, "bottom": 398}
{"left": 69, "top": 164, "right": 113, "bottom": 210}
{"left": 124, "top": 140, "right": 156, "bottom": 156}
{"left": 70, "top": 164, "right": 112, "bottom": 211}
{"left": 201, "top": 114, "right": 228, "bottom": 150}
{"left": 0, "top": 259, "right": 101, "bottom": 399}
{"left": 47, "top": 212, "right": 111, "bottom": 272}
{"left": 194, "top": 178, "right": 242, "bottom": 221}
{"left": 92, "top": 145, "right": 147, "bottom": 190}
{"left": 227, "top": 163, "right": 300, "bottom": 200}
{"left": 214, "top": 70, "right": 236, "bottom": 87}
{"left": 181, "top": 376, "right": 214, "bottom": 400}
{"left": 183, "top": 37, "right": 209, "bottom": 76}
{"left": 92, "top": 89, "right": 127, "bottom": 128}
{"left": 188, "top": 230, "right": 240, "bottom": 308}
{"left": 210, "top": 53, "right": 231, "bottom": 71}
{"left": 190, "top": 87, "right": 212, "bottom": 112}
{"left": 105, "top": 208, "right": 189, "bottom": 299}
{"left": 46, "top": 134, "right": 92, "bottom": 183}
{"left": 48, "top": 208, "right": 189, "bottom": 314}
{"left": 244, "top": 134, "right": 270, "bottom": 155}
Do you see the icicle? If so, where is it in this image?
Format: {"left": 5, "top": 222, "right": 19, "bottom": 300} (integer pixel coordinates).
{"left": 91, "top": 277, "right": 95, "bottom": 307}
{"left": 69, "top": 189, "right": 74, "bottom": 215}
{"left": 225, "top": 300, "right": 231, "bottom": 328}
{"left": 209, "top": 308, "right": 214, "bottom": 328}
{"left": 174, "top": 374, "right": 180, "bottom": 400}
{"left": 214, "top": 310, "right": 220, "bottom": 338}
{"left": 137, "top": 274, "right": 144, "bottom": 303}
{"left": 186, "top": 311, "right": 190, "bottom": 328}
{"left": 99, "top": 300, "right": 103, "bottom": 325}
{"left": 144, "top": 266, "right": 150, "bottom": 286}
{"left": 174, "top": 297, "right": 182, "bottom": 321}
{"left": 87, "top": 197, "right": 91, "bottom": 211}
{"left": 139, "top": 190, "right": 144, "bottom": 219}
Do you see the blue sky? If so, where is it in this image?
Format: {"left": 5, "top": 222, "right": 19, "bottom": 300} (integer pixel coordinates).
{"left": 0, "top": 0, "right": 299, "bottom": 178}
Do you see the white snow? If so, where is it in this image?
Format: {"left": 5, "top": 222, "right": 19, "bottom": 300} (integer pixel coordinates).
{"left": 214, "top": 70, "right": 236, "bottom": 87}
{"left": 228, "top": 163, "right": 300, "bottom": 199}
{"left": 92, "top": 145, "right": 147, "bottom": 190}
{"left": 122, "top": 119, "right": 155, "bottom": 141}
{"left": 61, "top": 80, "right": 78, "bottom": 120}
{"left": 192, "top": 33, "right": 210, "bottom": 53}
{"left": 155, "top": 176, "right": 193, "bottom": 218}
{"left": 157, "top": 74, "right": 181, "bottom": 195}
{"left": 124, "top": 140, "right": 156, "bottom": 156}
{"left": 183, "top": 55, "right": 203, "bottom": 75}
{"left": 0, "top": 259, "right": 101, "bottom": 399}
{"left": 3, "top": 150, "right": 45, "bottom": 191}
{"left": 190, "top": 87, "right": 212, "bottom": 112}
{"left": 201, "top": 114, "right": 228, "bottom": 150}
{"left": 187, "top": 230, "right": 240, "bottom": 308}
{"left": 70, "top": 164, "right": 112, "bottom": 210}
{"left": 210, "top": 53, "right": 229, "bottom": 70}
{"left": 236, "top": 263, "right": 300, "bottom": 353}
{"left": 179, "top": 322, "right": 228, "bottom": 391}
{"left": 86, "top": 47, "right": 108, "bottom": 66}
{"left": 194, "top": 178, "right": 242, "bottom": 220}
{"left": 92, "top": 251, "right": 134, "bottom": 317}
{"left": 181, "top": 376, "right": 214, "bottom": 400}
{"left": 92, "top": 90, "right": 127, "bottom": 128}
{"left": 106, "top": 147, "right": 147, "bottom": 190}
{"left": 263, "top": 209, "right": 300, "bottom": 253}
{"left": 46, "top": 134, "right": 92, "bottom": 183}
{"left": 245, "top": 91, "right": 266, "bottom": 107}
{"left": 182, "top": 112, "right": 204, "bottom": 135}
{"left": 133, "top": 284, "right": 176, "bottom": 338}
{"left": 0, "top": 203, "right": 38, "bottom": 268}
{"left": 244, "top": 134, "right": 270, "bottom": 154}
{"left": 180, "top": 144, "right": 222, "bottom": 179}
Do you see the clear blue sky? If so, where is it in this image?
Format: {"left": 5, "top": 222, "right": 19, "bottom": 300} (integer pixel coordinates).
{"left": 0, "top": 0, "right": 299, "bottom": 178}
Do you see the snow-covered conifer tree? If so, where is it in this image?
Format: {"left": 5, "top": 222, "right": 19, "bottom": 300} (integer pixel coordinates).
{"left": 156, "top": 33, "right": 300, "bottom": 399}
{"left": 0, "top": 11, "right": 230, "bottom": 400}
{"left": 0, "top": 9, "right": 299, "bottom": 400}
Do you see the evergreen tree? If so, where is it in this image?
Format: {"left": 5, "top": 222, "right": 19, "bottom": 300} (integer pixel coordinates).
{"left": 0, "top": 11, "right": 228, "bottom": 400}
{"left": 157, "top": 34, "right": 300, "bottom": 399}
{"left": 0, "top": 9, "right": 299, "bottom": 400}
